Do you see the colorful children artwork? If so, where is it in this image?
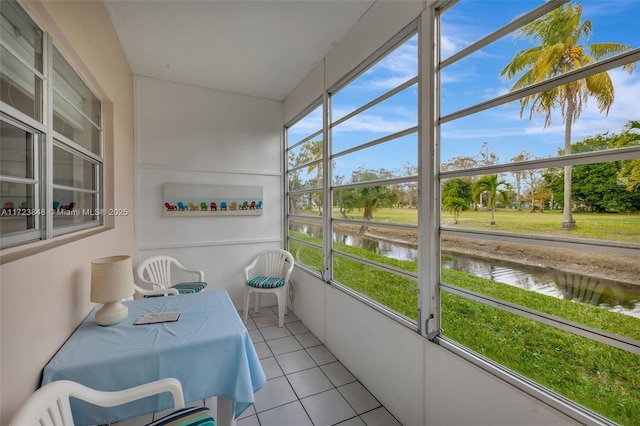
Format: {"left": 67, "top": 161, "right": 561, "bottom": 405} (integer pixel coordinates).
{"left": 162, "top": 183, "right": 263, "bottom": 217}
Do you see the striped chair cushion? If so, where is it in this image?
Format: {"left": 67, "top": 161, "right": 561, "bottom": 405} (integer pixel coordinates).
{"left": 144, "top": 282, "right": 208, "bottom": 297}
{"left": 170, "top": 282, "right": 208, "bottom": 294}
{"left": 146, "top": 406, "right": 214, "bottom": 426}
{"left": 246, "top": 275, "right": 285, "bottom": 288}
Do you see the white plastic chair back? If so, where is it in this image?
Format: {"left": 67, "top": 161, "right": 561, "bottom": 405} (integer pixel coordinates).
{"left": 9, "top": 378, "right": 185, "bottom": 426}
{"left": 138, "top": 256, "right": 177, "bottom": 288}
{"left": 135, "top": 256, "right": 205, "bottom": 297}
{"left": 257, "top": 249, "right": 292, "bottom": 278}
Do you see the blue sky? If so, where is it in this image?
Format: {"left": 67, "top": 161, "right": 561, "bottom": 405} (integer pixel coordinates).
{"left": 288, "top": 0, "right": 640, "bottom": 180}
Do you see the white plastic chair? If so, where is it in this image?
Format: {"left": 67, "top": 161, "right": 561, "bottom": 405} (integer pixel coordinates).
{"left": 243, "top": 249, "right": 294, "bottom": 327}
{"left": 9, "top": 378, "right": 187, "bottom": 426}
{"left": 136, "top": 256, "right": 206, "bottom": 297}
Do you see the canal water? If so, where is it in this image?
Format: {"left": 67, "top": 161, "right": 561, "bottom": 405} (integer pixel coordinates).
{"left": 293, "top": 224, "right": 640, "bottom": 318}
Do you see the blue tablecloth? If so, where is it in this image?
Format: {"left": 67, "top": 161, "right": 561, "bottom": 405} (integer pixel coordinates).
{"left": 42, "top": 291, "right": 266, "bottom": 425}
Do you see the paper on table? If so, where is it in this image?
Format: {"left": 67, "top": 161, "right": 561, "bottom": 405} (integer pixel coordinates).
{"left": 134, "top": 311, "right": 181, "bottom": 325}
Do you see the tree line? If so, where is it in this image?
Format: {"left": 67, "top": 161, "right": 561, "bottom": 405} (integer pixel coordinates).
{"left": 442, "top": 120, "right": 640, "bottom": 225}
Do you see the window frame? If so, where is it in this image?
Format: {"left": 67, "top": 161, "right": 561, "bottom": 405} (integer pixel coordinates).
{"left": 326, "top": 24, "right": 420, "bottom": 325}
{"left": 0, "top": 0, "right": 104, "bottom": 251}
{"left": 431, "top": 0, "right": 640, "bottom": 424}
{"left": 284, "top": 1, "right": 640, "bottom": 424}
{"left": 285, "top": 98, "right": 326, "bottom": 279}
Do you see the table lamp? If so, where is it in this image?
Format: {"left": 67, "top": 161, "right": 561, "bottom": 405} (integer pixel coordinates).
{"left": 90, "top": 255, "right": 135, "bottom": 326}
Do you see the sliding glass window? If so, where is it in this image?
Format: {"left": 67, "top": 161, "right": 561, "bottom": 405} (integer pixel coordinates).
{"left": 0, "top": 0, "right": 103, "bottom": 249}
{"left": 283, "top": 1, "right": 638, "bottom": 422}
{"left": 286, "top": 103, "right": 325, "bottom": 274}
{"left": 329, "top": 31, "right": 419, "bottom": 323}
{"left": 436, "top": 1, "right": 640, "bottom": 424}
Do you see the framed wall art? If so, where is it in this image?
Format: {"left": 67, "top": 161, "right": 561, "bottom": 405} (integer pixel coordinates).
{"left": 162, "top": 183, "right": 263, "bottom": 217}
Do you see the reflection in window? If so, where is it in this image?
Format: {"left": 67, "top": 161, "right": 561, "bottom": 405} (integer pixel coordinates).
{"left": 0, "top": 1, "right": 43, "bottom": 121}
{"left": 0, "top": 120, "right": 34, "bottom": 179}
{"left": 0, "top": 120, "right": 38, "bottom": 240}
{"left": 53, "top": 48, "right": 102, "bottom": 155}
{"left": 53, "top": 145, "right": 97, "bottom": 191}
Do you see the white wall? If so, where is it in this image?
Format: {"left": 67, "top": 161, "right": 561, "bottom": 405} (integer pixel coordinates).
{"left": 285, "top": 1, "right": 577, "bottom": 425}
{"left": 135, "top": 76, "right": 284, "bottom": 307}
{"left": 0, "top": 2, "right": 135, "bottom": 424}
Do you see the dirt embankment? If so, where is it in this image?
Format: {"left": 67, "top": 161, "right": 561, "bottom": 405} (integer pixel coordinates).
{"left": 331, "top": 222, "right": 640, "bottom": 286}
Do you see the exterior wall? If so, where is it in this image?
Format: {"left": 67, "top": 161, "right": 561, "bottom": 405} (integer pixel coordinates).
{"left": 0, "top": 1, "right": 135, "bottom": 423}
{"left": 134, "top": 76, "right": 284, "bottom": 308}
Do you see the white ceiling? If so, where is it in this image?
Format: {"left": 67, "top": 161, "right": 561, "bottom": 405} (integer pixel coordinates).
{"left": 104, "top": 0, "right": 375, "bottom": 101}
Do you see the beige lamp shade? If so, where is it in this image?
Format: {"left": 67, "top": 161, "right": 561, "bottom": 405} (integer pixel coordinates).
{"left": 91, "top": 255, "right": 135, "bottom": 326}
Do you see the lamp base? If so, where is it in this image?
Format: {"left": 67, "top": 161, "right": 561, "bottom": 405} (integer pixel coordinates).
{"left": 95, "top": 301, "right": 129, "bottom": 326}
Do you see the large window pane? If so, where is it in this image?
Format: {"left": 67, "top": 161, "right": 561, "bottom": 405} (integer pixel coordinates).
{"left": 438, "top": 3, "right": 640, "bottom": 423}
{"left": 331, "top": 83, "right": 417, "bottom": 154}
{"left": 333, "top": 253, "right": 418, "bottom": 321}
{"left": 287, "top": 102, "right": 326, "bottom": 265}
{"left": 441, "top": 1, "right": 640, "bottom": 116}
{"left": 288, "top": 138, "right": 323, "bottom": 169}
{"left": 0, "top": 1, "right": 43, "bottom": 69}
{"left": 1, "top": 0, "right": 42, "bottom": 121}
{"left": 439, "top": 0, "right": 542, "bottom": 61}
{"left": 53, "top": 48, "right": 101, "bottom": 154}
{"left": 440, "top": 165, "right": 640, "bottom": 243}
{"left": 289, "top": 216, "right": 324, "bottom": 272}
{"left": 0, "top": 120, "right": 34, "bottom": 179}
{"left": 442, "top": 234, "right": 640, "bottom": 335}
{"left": 289, "top": 239, "right": 323, "bottom": 273}
{"left": 1, "top": 46, "right": 42, "bottom": 121}
{"left": 53, "top": 145, "right": 100, "bottom": 230}
{"left": 288, "top": 191, "right": 323, "bottom": 216}
{"left": 287, "top": 163, "right": 322, "bottom": 191}
{"left": 333, "top": 182, "right": 419, "bottom": 226}
{"left": 0, "top": 182, "right": 37, "bottom": 236}
{"left": 287, "top": 104, "right": 322, "bottom": 147}
{"left": 441, "top": 74, "right": 640, "bottom": 169}
{"left": 52, "top": 188, "right": 96, "bottom": 227}
{"left": 334, "top": 224, "right": 417, "bottom": 267}
{"left": 53, "top": 145, "right": 97, "bottom": 191}
{"left": 332, "top": 34, "right": 417, "bottom": 122}
{"left": 332, "top": 133, "right": 417, "bottom": 180}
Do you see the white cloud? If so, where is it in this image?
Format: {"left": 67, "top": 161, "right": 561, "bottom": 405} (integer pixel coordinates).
{"left": 440, "top": 35, "right": 461, "bottom": 59}
{"left": 333, "top": 112, "right": 415, "bottom": 134}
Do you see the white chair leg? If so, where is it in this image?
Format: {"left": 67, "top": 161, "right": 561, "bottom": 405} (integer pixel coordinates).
{"left": 276, "top": 291, "right": 285, "bottom": 327}
{"left": 243, "top": 288, "right": 251, "bottom": 324}
{"left": 254, "top": 293, "right": 261, "bottom": 314}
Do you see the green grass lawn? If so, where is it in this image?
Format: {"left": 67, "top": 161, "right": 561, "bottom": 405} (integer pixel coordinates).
{"left": 442, "top": 209, "right": 640, "bottom": 243}
{"left": 309, "top": 207, "right": 640, "bottom": 243}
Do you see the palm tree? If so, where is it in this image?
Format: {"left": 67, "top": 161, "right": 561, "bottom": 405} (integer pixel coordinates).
{"left": 473, "top": 175, "right": 508, "bottom": 225}
{"left": 299, "top": 140, "right": 323, "bottom": 215}
{"left": 620, "top": 120, "right": 640, "bottom": 191}
{"left": 500, "top": 1, "right": 634, "bottom": 229}
{"left": 442, "top": 197, "right": 467, "bottom": 224}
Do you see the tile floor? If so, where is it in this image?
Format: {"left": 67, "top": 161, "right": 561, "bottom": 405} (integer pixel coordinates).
{"left": 119, "top": 305, "right": 402, "bottom": 426}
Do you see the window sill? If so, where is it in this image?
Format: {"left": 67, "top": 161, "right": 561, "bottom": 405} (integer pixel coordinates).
{"left": 0, "top": 224, "right": 113, "bottom": 265}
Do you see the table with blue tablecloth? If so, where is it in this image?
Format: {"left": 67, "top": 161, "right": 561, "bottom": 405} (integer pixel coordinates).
{"left": 42, "top": 291, "right": 266, "bottom": 426}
